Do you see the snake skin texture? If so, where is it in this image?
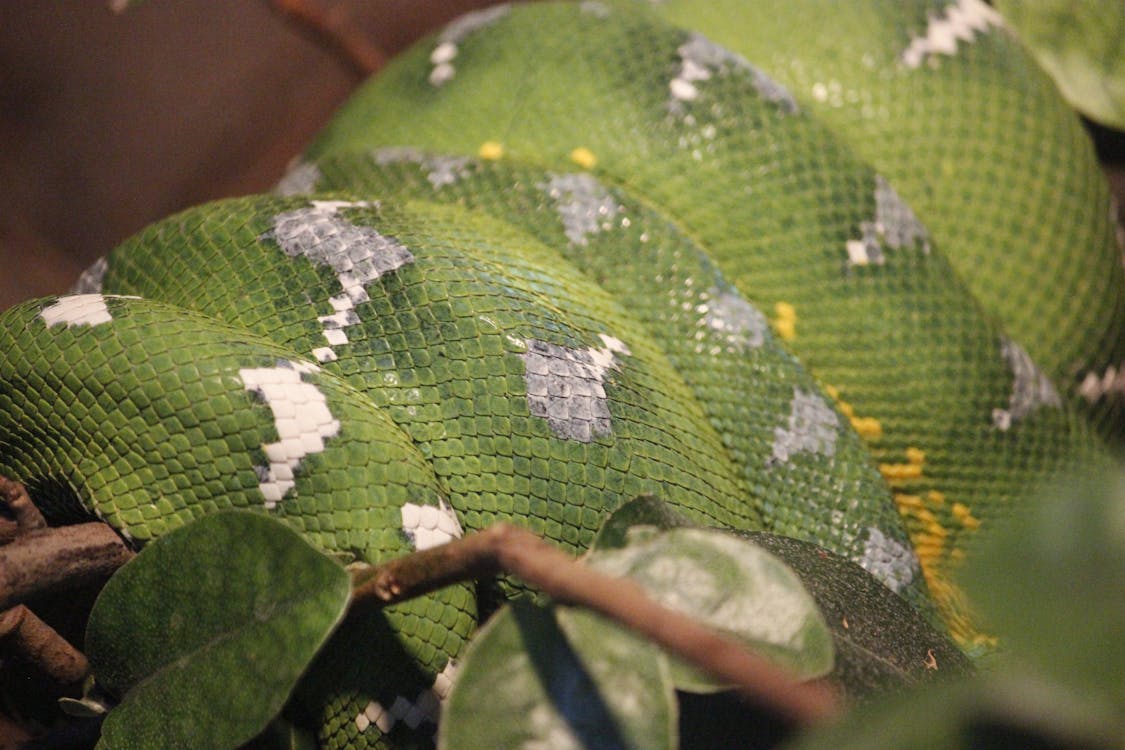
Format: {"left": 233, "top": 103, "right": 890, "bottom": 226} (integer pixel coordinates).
{"left": 0, "top": 2, "right": 1121, "bottom": 748}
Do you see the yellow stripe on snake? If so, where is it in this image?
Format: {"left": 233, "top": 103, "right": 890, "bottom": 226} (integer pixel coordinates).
{"left": 1, "top": 2, "right": 1122, "bottom": 748}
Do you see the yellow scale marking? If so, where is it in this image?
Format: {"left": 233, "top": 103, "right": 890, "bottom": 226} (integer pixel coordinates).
{"left": 569, "top": 146, "right": 598, "bottom": 169}
{"left": 822, "top": 382, "right": 988, "bottom": 649}
{"left": 478, "top": 140, "right": 505, "bottom": 160}
{"left": 772, "top": 300, "right": 798, "bottom": 340}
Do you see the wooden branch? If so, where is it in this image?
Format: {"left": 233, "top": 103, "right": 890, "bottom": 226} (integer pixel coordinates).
{"left": 0, "top": 523, "right": 134, "bottom": 612}
{"left": 269, "top": 0, "right": 387, "bottom": 75}
{"left": 0, "top": 604, "right": 88, "bottom": 685}
{"left": 353, "top": 523, "right": 842, "bottom": 725}
{"left": 0, "top": 475, "right": 47, "bottom": 532}
{"left": 0, "top": 518, "right": 20, "bottom": 546}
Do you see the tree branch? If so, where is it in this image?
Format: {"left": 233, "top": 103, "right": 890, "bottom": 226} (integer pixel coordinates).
{"left": 0, "top": 523, "right": 134, "bottom": 612}
{"left": 352, "top": 523, "right": 843, "bottom": 725}
{"left": 269, "top": 0, "right": 387, "bottom": 76}
{"left": 0, "top": 475, "right": 47, "bottom": 533}
{"left": 0, "top": 466, "right": 837, "bottom": 726}
{"left": 0, "top": 604, "right": 88, "bottom": 685}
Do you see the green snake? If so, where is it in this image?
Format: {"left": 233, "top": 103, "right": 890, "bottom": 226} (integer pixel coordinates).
{"left": 2, "top": 1, "right": 1122, "bottom": 747}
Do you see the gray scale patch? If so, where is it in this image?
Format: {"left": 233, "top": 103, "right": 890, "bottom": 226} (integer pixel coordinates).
{"left": 537, "top": 173, "right": 621, "bottom": 245}
{"left": 875, "top": 176, "right": 930, "bottom": 252}
{"left": 700, "top": 287, "right": 768, "bottom": 351}
{"left": 70, "top": 256, "right": 108, "bottom": 294}
{"left": 579, "top": 0, "right": 611, "bottom": 16}
{"left": 372, "top": 145, "right": 426, "bottom": 165}
{"left": 520, "top": 335, "right": 629, "bottom": 442}
{"left": 273, "top": 160, "right": 322, "bottom": 196}
{"left": 429, "top": 4, "right": 511, "bottom": 86}
{"left": 992, "top": 337, "right": 1062, "bottom": 430}
{"left": 860, "top": 527, "right": 919, "bottom": 594}
{"left": 671, "top": 33, "right": 799, "bottom": 115}
{"left": 264, "top": 201, "right": 413, "bottom": 362}
{"left": 266, "top": 202, "right": 413, "bottom": 304}
{"left": 372, "top": 146, "right": 474, "bottom": 189}
{"left": 439, "top": 3, "right": 510, "bottom": 44}
{"left": 771, "top": 388, "right": 839, "bottom": 463}
{"left": 847, "top": 176, "right": 930, "bottom": 267}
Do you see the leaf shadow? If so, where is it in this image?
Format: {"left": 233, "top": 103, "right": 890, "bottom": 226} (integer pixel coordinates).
{"left": 512, "top": 601, "right": 633, "bottom": 750}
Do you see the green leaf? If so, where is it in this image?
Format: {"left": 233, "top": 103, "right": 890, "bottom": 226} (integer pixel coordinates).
{"left": 86, "top": 510, "right": 351, "bottom": 750}
{"left": 961, "top": 467, "right": 1125, "bottom": 708}
{"left": 439, "top": 600, "right": 675, "bottom": 750}
{"left": 588, "top": 526, "right": 834, "bottom": 690}
{"left": 744, "top": 532, "right": 971, "bottom": 698}
{"left": 789, "top": 467, "right": 1125, "bottom": 749}
{"left": 243, "top": 716, "right": 319, "bottom": 750}
{"left": 784, "top": 669, "right": 1125, "bottom": 750}
{"left": 995, "top": 0, "right": 1125, "bottom": 129}
{"left": 591, "top": 494, "right": 694, "bottom": 551}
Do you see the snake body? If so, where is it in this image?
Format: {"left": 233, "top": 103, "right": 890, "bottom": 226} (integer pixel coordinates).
{"left": 1, "top": 1, "right": 1122, "bottom": 748}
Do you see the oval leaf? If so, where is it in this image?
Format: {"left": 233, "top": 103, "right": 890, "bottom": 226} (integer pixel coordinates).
{"left": 961, "top": 467, "right": 1125, "bottom": 706}
{"left": 996, "top": 0, "right": 1125, "bottom": 129}
{"left": 743, "top": 532, "right": 971, "bottom": 698}
{"left": 592, "top": 494, "right": 694, "bottom": 551}
{"left": 785, "top": 669, "right": 1124, "bottom": 750}
{"left": 439, "top": 601, "right": 675, "bottom": 750}
{"left": 587, "top": 527, "right": 834, "bottom": 690}
{"left": 86, "top": 511, "right": 351, "bottom": 750}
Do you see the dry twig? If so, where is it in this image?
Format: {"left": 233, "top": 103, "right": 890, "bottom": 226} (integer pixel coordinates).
{"left": 353, "top": 523, "right": 843, "bottom": 725}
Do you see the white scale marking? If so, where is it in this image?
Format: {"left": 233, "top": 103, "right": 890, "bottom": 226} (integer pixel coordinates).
{"left": 521, "top": 334, "right": 630, "bottom": 443}
{"left": 400, "top": 498, "right": 464, "bottom": 551}
{"left": 428, "top": 4, "right": 511, "bottom": 86}
{"left": 901, "top": 0, "right": 1003, "bottom": 69}
{"left": 239, "top": 360, "right": 340, "bottom": 508}
{"left": 355, "top": 660, "right": 459, "bottom": 736}
{"left": 1078, "top": 362, "right": 1125, "bottom": 403}
{"left": 41, "top": 294, "right": 121, "bottom": 328}
{"left": 670, "top": 33, "right": 799, "bottom": 114}
{"left": 265, "top": 200, "right": 414, "bottom": 363}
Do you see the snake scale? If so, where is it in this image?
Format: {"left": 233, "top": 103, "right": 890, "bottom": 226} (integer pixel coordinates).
{"left": 2, "top": 1, "right": 1123, "bottom": 747}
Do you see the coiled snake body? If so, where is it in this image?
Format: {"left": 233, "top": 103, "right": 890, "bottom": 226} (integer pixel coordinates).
{"left": 2, "top": 1, "right": 1122, "bottom": 747}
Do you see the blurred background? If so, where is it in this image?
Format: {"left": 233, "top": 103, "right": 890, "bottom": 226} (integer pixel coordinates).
{"left": 1, "top": 0, "right": 1122, "bottom": 312}
{"left": 0, "top": 0, "right": 496, "bottom": 310}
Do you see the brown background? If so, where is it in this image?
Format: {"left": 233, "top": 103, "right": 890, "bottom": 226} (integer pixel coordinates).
{"left": 0, "top": 0, "right": 496, "bottom": 310}
{"left": 1, "top": 1, "right": 1122, "bottom": 313}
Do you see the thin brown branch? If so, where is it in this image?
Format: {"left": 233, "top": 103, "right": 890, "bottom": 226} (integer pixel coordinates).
{"left": 0, "top": 476, "right": 47, "bottom": 533}
{"left": 269, "top": 0, "right": 387, "bottom": 76}
{"left": 0, "top": 523, "right": 134, "bottom": 612}
{"left": 353, "top": 523, "right": 842, "bottom": 725}
{"left": 0, "top": 604, "right": 88, "bottom": 685}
